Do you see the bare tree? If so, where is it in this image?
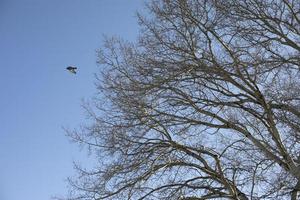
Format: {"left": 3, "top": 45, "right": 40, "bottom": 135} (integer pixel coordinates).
{"left": 66, "top": 0, "right": 300, "bottom": 199}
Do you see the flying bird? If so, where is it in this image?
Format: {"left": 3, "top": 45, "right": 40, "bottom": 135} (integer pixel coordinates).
{"left": 66, "top": 66, "right": 77, "bottom": 74}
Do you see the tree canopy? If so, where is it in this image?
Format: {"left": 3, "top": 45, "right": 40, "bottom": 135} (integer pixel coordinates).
{"left": 67, "top": 0, "right": 300, "bottom": 199}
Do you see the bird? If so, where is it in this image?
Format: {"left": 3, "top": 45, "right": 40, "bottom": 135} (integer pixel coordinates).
{"left": 66, "top": 66, "right": 77, "bottom": 74}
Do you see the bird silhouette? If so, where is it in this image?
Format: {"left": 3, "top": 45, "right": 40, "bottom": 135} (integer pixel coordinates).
{"left": 66, "top": 66, "right": 77, "bottom": 74}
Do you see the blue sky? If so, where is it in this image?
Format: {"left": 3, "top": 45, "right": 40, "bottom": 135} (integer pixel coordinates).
{"left": 0, "top": 1, "right": 144, "bottom": 199}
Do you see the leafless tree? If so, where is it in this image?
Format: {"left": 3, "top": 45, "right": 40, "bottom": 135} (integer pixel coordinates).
{"left": 66, "top": 0, "right": 300, "bottom": 199}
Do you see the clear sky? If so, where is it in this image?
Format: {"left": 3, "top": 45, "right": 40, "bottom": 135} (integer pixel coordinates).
{"left": 0, "top": 1, "right": 144, "bottom": 200}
